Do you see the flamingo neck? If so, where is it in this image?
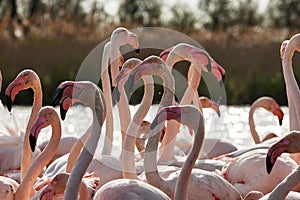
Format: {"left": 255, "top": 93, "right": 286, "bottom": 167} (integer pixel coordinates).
{"left": 66, "top": 127, "right": 90, "bottom": 173}
{"left": 122, "top": 76, "right": 154, "bottom": 179}
{"left": 101, "top": 42, "right": 114, "bottom": 155}
{"left": 268, "top": 166, "right": 300, "bottom": 199}
{"left": 144, "top": 71, "right": 175, "bottom": 191}
{"left": 15, "top": 117, "right": 61, "bottom": 200}
{"left": 117, "top": 80, "right": 131, "bottom": 146}
{"left": 21, "top": 82, "right": 43, "bottom": 181}
{"left": 175, "top": 114, "right": 205, "bottom": 200}
{"left": 65, "top": 92, "right": 105, "bottom": 200}
{"left": 283, "top": 48, "right": 300, "bottom": 131}
{"left": 249, "top": 103, "right": 260, "bottom": 144}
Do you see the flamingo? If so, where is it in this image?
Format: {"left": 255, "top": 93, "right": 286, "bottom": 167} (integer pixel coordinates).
{"left": 116, "top": 56, "right": 180, "bottom": 180}
{"left": 279, "top": 34, "right": 300, "bottom": 164}
{"left": 35, "top": 173, "right": 90, "bottom": 200}
{"left": 126, "top": 56, "right": 225, "bottom": 172}
{"left": 220, "top": 147, "right": 300, "bottom": 197}
{"left": 51, "top": 81, "right": 126, "bottom": 189}
{"left": 265, "top": 131, "right": 300, "bottom": 199}
{"left": 101, "top": 27, "right": 139, "bottom": 155}
{"left": 93, "top": 178, "right": 170, "bottom": 200}
{"left": 248, "top": 96, "right": 284, "bottom": 144}
{"left": 7, "top": 106, "right": 61, "bottom": 199}
{"left": 5, "top": 69, "right": 42, "bottom": 180}
{"left": 144, "top": 105, "right": 241, "bottom": 200}
{"left": 158, "top": 42, "right": 226, "bottom": 162}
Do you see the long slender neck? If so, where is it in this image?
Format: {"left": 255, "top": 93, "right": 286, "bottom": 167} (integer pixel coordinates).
{"left": 65, "top": 95, "right": 105, "bottom": 200}
{"left": 175, "top": 114, "right": 204, "bottom": 200}
{"left": 110, "top": 43, "right": 121, "bottom": 82}
{"left": 66, "top": 127, "right": 90, "bottom": 173}
{"left": 15, "top": 117, "right": 61, "bottom": 200}
{"left": 248, "top": 102, "right": 260, "bottom": 144}
{"left": 144, "top": 71, "right": 175, "bottom": 194}
{"left": 21, "top": 83, "right": 43, "bottom": 181}
{"left": 268, "top": 166, "right": 300, "bottom": 200}
{"left": 101, "top": 42, "right": 114, "bottom": 155}
{"left": 117, "top": 80, "right": 131, "bottom": 146}
{"left": 283, "top": 47, "right": 300, "bottom": 131}
{"left": 122, "top": 76, "right": 154, "bottom": 179}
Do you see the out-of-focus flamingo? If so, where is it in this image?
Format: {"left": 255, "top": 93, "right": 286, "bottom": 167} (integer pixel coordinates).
{"left": 93, "top": 178, "right": 170, "bottom": 200}
{"left": 101, "top": 27, "right": 139, "bottom": 155}
{"left": 0, "top": 175, "right": 19, "bottom": 200}
{"left": 5, "top": 69, "right": 42, "bottom": 180}
{"left": 35, "top": 172, "right": 99, "bottom": 200}
{"left": 159, "top": 43, "right": 226, "bottom": 162}
{"left": 144, "top": 105, "right": 241, "bottom": 200}
{"left": 248, "top": 96, "right": 284, "bottom": 144}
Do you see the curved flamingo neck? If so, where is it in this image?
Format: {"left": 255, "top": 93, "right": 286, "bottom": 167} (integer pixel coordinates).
{"left": 144, "top": 70, "right": 175, "bottom": 191}
{"left": 15, "top": 114, "right": 61, "bottom": 200}
{"left": 122, "top": 76, "right": 154, "bottom": 179}
{"left": 283, "top": 37, "right": 300, "bottom": 131}
{"left": 248, "top": 102, "right": 260, "bottom": 144}
{"left": 268, "top": 166, "right": 300, "bottom": 199}
{"left": 66, "top": 127, "right": 90, "bottom": 173}
{"left": 101, "top": 42, "right": 114, "bottom": 155}
{"left": 65, "top": 91, "right": 105, "bottom": 200}
{"left": 21, "top": 80, "right": 43, "bottom": 181}
{"left": 175, "top": 112, "right": 205, "bottom": 200}
{"left": 116, "top": 79, "right": 131, "bottom": 146}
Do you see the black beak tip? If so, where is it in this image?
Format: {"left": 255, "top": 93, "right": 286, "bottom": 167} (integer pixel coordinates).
{"left": 217, "top": 110, "right": 221, "bottom": 117}
{"left": 266, "top": 155, "right": 273, "bottom": 174}
{"left": 222, "top": 74, "right": 226, "bottom": 82}
{"left": 60, "top": 103, "right": 67, "bottom": 121}
{"left": 135, "top": 48, "right": 140, "bottom": 54}
{"left": 5, "top": 95, "right": 12, "bottom": 112}
{"left": 112, "top": 87, "right": 121, "bottom": 105}
{"left": 29, "top": 134, "right": 36, "bottom": 152}
{"left": 279, "top": 119, "right": 283, "bottom": 126}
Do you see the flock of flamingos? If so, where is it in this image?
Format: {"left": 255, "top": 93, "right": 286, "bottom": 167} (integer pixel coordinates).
{"left": 1, "top": 27, "right": 300, "bottom": 200}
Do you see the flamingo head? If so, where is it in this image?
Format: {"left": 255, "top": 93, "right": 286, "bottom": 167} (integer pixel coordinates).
{"left": 259, "top": 97, "right": 284, "bottom": 126}
{"left": 211, "top": 61, "right": 226, "bottom": 85}
{"left": 127, "top": 56, "right": 167, "bottom": 93}
{"left": 52, "top": 81, "right": 105, "bottom": 121}
{"left": 152, "top": 105, "right": 202, "bottom": 134}
{"left": 199, "top": 96, "right": 220, "bottom": 117}
{"left": 266, "top": 131, "right": 300, "bottom": 174}
{"left": 30, "top": 107, "right": 60, "bottom": 152}
{"left": 5, "top": 69, "right": 39, "bottom": 112}
{"left": 272, "top": 104, "right": 284, "bottom": 126}
{"left": 159, "top": 47, "right": 173, "bottom": 62}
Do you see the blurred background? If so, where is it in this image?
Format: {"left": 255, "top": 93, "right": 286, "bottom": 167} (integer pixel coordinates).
{"left": 0, "top": 0, "right": 300, "bottom": 106}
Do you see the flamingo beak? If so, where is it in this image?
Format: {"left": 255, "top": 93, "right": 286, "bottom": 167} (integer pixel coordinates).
{"left": 5, "top": 95, "right": 12, "bottom": 112}
{"left": 112, "top": 86, "right": 121, "bottom": 104}
{"left": 30, "top": 116, "right": 46, "bottom": 152}
{"left": 266, "top": 137, "right": 292, "bottom": 174}
{"left": 273, "top": 107, "right": 284, "bottom": 126}
{"left": 135, "top": 48, "right": 140, "bottom": 54}
{"left": 51, "top": 88, "right": 64, "bottom": 106}
{"left": 60, "top": 103, "right": 67, "bottom": 121}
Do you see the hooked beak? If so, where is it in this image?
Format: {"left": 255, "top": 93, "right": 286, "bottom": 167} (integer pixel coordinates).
{"left": 5, "top": 95, "right": 12, "bottom": 112}
{"left": 266, "top": 137, "right": 292, "bottom": 174}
